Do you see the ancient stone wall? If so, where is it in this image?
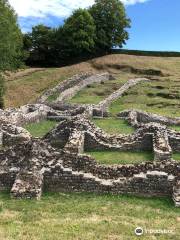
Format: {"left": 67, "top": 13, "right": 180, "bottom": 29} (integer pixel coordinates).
{"left": 0, "top": 104, "right": 52, "bottom": 126}
{"left": 38, "top": 73, "right": 110, "bottom": 104}
{"left": 0, "top": 72, "right": 179, "bottom": 206}
{"left": 93, "top": 78, "right": 149, "bottom": 116}
{"left": 118, "top": 109, "right": 180, "bottom": 126}
{"left": 44, "top": 168, "right": 174, "bottom": 198}
{"left": 55, "top": 73, "right": 111, "bottom": 103}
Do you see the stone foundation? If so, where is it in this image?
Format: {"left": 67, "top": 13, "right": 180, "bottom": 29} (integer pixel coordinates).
{"left": 0, "top": 72, "right": 179, "bottom": 206}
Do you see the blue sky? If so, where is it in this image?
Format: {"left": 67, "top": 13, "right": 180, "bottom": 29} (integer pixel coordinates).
{"left": 9, "top": 0, "right": 180, "bottom": 51}
{"left": 126, "top": 0, "right": 180, "bottom": 51}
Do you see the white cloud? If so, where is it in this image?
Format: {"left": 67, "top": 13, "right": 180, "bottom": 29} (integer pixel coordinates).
{"left": 9, "top": 0, "right": 149, "bottom": 18}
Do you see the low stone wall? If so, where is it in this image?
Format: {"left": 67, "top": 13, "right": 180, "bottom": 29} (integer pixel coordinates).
{"left": 168, "top": 130, "right": 180, "bottom": 152}
{"left": 46, "top": 116, "right": 176, "bottom": 161}
{"left": 118, "top": 109, "right": 180, "bottom": 126}
{"left": 0, "top": 72, "right": 179, "bottom": 206}
{"left": 0, "top": 104, "right": 52, "bottom": 126}
{"left": 55, "top": 73, "right": 111, "bottom": 103}
{"left": 11, "top": 171, "right": 43, "bottom": 200}
{"left": 0, "top": 124, "right": 31, "bottom": 147}
{"left": 64, "top": 129, "right": 84, "bottom": 154}
{"left": 44, "top": 168, "right": 175, "bottom": 198}
{"left": 37, "top": 73, "right": 110, "bottom": 104}
{"left": 61, "top": 151, "right": 179, "bottom": 180}
{"left": 0, "top": 138, "right": 179, "bottom": 205}
{"left": 93, "top": 78, "right": 149, "bottom": 116}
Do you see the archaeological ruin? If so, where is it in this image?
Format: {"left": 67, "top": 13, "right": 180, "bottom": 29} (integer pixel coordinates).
{"left": 0, "top": 73, "right": 179, "bottom": 206}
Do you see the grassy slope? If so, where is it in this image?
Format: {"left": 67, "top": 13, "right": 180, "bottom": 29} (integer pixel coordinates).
{"left": 70, "top": 55, "right": 180, "bottom": 118}
{"left": 24, "top": 120, "right": 57, "bottom": 138}
{"left": 5, "top": 54, "right": 180, "bottom": 116}
{"left": 86, "top": 151, "right": 153, "bottom": 165}
{"left": 69, "top": 73, "right": 129, "bottom": 104}
{"left": 3, "top": 54, "right": 180, "bottom": 239}
{"left": 109, "top": 81, "right": 180, "bottom": 117}
{"left": 4, "top": 63, "right": 98, "bottom": 108}
{"left": 0, "top": 192, "right": 179, "bottom": 240}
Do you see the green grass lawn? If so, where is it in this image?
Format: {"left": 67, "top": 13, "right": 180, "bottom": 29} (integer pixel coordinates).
{"left": 69, "top": 77, "right": 128, "bottom": 105}
{"left": 24, "top": 120, "right": 57, "bottom": 138}
{"left": 173, "top": 153, "right": 180, "bottom": 161}
{"left": 93, "top": 118, "right": 134, "bottom": 134}
{"left": 0, "top": 192, "right": 179, "bottom": 240}
{"left": 47, "top": 92, "right": 60, "bottom": 102}
{"left": 109, "top": 81, "right": 180, "bottom": 118}
{"left": 170, "top": 126, "right": 180, "bottom": 132}
{"left": 86, "top": 151, "right": 153, "bottom": 165}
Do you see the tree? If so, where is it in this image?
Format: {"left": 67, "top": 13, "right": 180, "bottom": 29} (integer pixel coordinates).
{"left": 0, "top": 0, "right": 23, "bottom": 70}
{"left": 0, "top": 74, "right": 5, "bottom": 109}
{"left": 59, "top": 8, "right": 96, "bottom": 59}
{"left": 89, "top": 0, "right": 130, "bottom": 52}
{"left": 26, "top": 25, "right": 55, "bottom": 66}
{"left": 0, "top": 0, "right": 23, "bottom": 109}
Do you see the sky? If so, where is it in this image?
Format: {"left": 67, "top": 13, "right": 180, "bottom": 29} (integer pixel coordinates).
{"left": 9, "top": 0, "right": 180, "bottom": 51}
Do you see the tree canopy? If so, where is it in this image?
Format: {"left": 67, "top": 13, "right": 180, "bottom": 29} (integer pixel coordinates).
{"left": 89, "top": 0, "right": 130, "bottom": 52}
{"left": 0, "top": 0, "right": 131, "bottom": 108}
{"left": 0, "top": 0, "right": 23, "bottom": 108}
{"left": 0, "top": 0, "right": 23, "bottom": 70}
{"left": 24, "top": 25, "right": 56, "bottom": 66}
{"left": 24, "top": 0, "right": 130, "bottom": 66}
{"left": 60, "top": 9, "right": 96, "bottom": 59}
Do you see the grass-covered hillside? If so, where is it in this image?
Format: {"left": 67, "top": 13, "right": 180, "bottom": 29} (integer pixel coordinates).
{"left": 4, "top": 54, "right": 180, "bottom": 118}
{"left": 2, "top": 54, "right": 180, "bottom": 239}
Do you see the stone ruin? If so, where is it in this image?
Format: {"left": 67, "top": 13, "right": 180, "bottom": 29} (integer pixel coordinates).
{"left": 0, "top": 72, "right": 180, "bottom": 207}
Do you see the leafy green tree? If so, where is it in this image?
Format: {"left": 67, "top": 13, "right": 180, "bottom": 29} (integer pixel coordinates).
{"left": 23, "top": 33, "right": 33, "bottom": 51}
{"left": 0, "top": 74, "right": 5, "bottom": 109}
{"left": 0, "top": 0, "right": 23, "bottom": 108}
{"left": 27, "top": 25, "right": 55, "bottom": 66}
{"left": 89, "top": 0, "right": 130, "bottom": 52}
{"left": 0, "top": 0, "right": 23, "bottom": 70}
{"left": 22, "top": 33, "right": 33, "bottom": 64}
{"left": 59, "top": 8, "right": 96, "bottom": 59}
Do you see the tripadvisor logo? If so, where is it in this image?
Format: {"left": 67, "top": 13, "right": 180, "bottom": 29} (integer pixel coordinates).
{"left": 135, "top": 227, "right": 144, "bottom": 236}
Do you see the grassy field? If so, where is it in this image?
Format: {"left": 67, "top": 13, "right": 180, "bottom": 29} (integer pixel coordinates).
{"left": 173, "top": 153, "right": 180, "bottom": 161}
{"left": 70, "top": 54, "right": 180, "bottom": 118}
{"left": 3, "top": 54, "right": 180, "bottom": 239}
{"left": 47, "top": 92, "right": 61, "bottom": 102}
{"left": 0, "top": 192, "right": 179, "bottom": 240}
{"left": 171, "top": 126, "right": 180, "bottom": 132}
{"left": 4, "top": 63, "right": 97, "bottom": 108}
{"left": 109, "top": 81, "right": 180, "bottom": 117}
{"left": 69, "top": 73, "right": 129, "bottom": 104}
{"left": 86, "top": 150, "right": 153, "bottom": 165}
{"left": 4, "top": 54, "right": 180, "bottom": 115}
{"left": 92, "top": 118, "right": 134, "bottom": 134}
{"left": 24, "top": 120, "right": 57, "bottom": 138}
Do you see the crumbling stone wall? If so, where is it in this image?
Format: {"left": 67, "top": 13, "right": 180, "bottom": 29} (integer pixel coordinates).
{"left": 0, "top": 104, "right": 53, "bottom": 126}
{"left": 168, "top": 130, "right": 180, "bottom": 152}
{"left": 38, "top": 73, "right": 111, "bottom": 104}
{"left": 93, "top": 78, "right": 149, "bottom": 116}
{"left": 0, "top": 123, "right": 31, "bottom": 147}
{"left": 118, "top": 109, "right": 180, "bottom": 126}
{"left": 0, "top": 138, "right": 177, "bottom": 200}
{"left": 0, "top": 72, "right": 179, "bottom": 206}
{"left": 55, "top": 73, "right": 111, "bottom": 103}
